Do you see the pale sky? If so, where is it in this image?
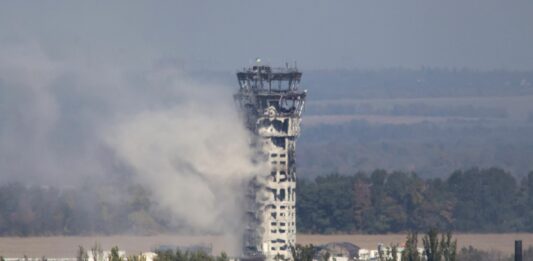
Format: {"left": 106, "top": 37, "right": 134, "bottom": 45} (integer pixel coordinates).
{"left": 1, "top": 0, "right": 532, "bottom": 70}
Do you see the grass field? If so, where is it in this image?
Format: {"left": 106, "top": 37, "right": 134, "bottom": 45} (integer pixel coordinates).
{"left": 0, "top": 233, "right": 531, "bottom": 257}
{"left": 304, "top": 95, "right": 533, "bottom": 125}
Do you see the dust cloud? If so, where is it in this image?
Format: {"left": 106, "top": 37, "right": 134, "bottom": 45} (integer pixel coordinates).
{"left": 0, "top": 42, "right": 266, "bottom": 252}
{"left": 107, "top": 71, "right": 267, "bottom": 251}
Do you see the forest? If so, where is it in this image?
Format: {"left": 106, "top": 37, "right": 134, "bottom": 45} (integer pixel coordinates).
{"left": 0, "top": 167, "right": 531, "bottom": 236}
{"left": 297, "top": 168, "right": 533, "bottom": 233}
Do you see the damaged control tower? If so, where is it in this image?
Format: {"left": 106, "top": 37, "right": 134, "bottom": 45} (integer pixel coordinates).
{"left": 234, "top": 61, "right": 306, "bottom": 260}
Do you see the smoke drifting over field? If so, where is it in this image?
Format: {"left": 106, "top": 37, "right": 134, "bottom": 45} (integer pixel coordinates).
{"left": 0, "top": 43, "right": 265, "bottom": 247}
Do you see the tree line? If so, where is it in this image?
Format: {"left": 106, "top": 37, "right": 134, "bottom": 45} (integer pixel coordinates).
{"left": 0, "top": 167, "right": 532, "bottom": 235}
{"left": 0, "top": 182, "right": 165, "bottom": 236}
{"left": 297, "top": 167, "right": 533, "bottom": 233}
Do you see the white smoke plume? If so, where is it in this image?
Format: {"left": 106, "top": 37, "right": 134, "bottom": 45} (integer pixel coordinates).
{"left": 107, "top": 71, "right": 266, "bottom": 233}
{"left": 0, "top": 42, "right": 266, "bottom": 250}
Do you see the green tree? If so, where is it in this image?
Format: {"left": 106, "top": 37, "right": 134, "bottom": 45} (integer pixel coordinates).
{"left": 188, "top": 250, "right": 213, "bottom": 261}
{"left": 439, "top": 232, "right": 457, "bottom": 261}
{"left": 448, "top": 168, "right": 517, "bottom": 231}
{"left": 402, "top": 231, "right": 420, "bottom": 261}
{"left": 297, "top": 175, "right": 355, "bottom": 233}
{"left": 77, "top": 246, "right": 89, "bottom": 261}
{"left": 456, "top": 246, "right": 510, "bottom": 261}
{"left": 109, "top": 246, "right": 123, "bottom": 261}
{"left": 353, "top": 173, "right": 372, "bottom": 231}
{"left": 290, "top": 244, "right": 316, "bottom": 261}
{"left": 378, "top": 244, "right": 398, "bottom": 261}
{"left": 215, "top": 252, "right": 229, "bottom": 261}
{"left": 526, "top": 172, "right": 533, "bottom": 231}
{"left": 153, "top": 249, "right": 174, "bottom": 261}
{"left": 175, "top": 249, "right": 187, "bottom": 261}
{"left": 320, "top": 250, "right": 331, "bottom": 261}
{"left": 389, "top": 245, "right": 398, "bottom": 261}
{"left": 154, "top": 249, "right": 218, "bottom": 261}
{"left": 90, "top": 242, "right": 103, "bottom": 261}
{"left": 423, "top": 228, "right": 442, "bottom": 261}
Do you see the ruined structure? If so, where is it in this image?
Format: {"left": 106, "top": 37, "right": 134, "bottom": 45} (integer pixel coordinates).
{"left": 234, "top": 62, "right": 306, "bottom": 260}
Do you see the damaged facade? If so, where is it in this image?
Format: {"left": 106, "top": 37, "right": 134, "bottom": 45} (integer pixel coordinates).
{"left": 234, "top": 63, "right": 307, "bottom": 260}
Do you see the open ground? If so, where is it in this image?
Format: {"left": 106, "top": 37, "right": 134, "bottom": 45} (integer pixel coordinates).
{"left": 0, "top": 234, "right": 532, "bottom": 257}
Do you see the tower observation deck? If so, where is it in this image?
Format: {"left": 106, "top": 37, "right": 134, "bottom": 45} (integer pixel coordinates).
{"left": 234, "top": 63, "right": 306, "bottom": 260}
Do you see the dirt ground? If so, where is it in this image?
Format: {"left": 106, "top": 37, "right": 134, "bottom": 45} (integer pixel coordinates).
{"left": 0, "top": 233, "right": 531, "bottom": 258}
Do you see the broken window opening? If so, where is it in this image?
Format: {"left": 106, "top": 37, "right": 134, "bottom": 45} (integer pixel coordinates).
{"left": 279, "top": 171, "right": 288, "bottom": 182}
{"left": 268, "top": 100, "right": 279, "bottom": 108}
{"left": 246, "top": 246, "right": 258, "bottom": 252}
{"left": 258, "top": 119, "right": 289, "bottom": 133}
{"left": 272, "top": 119, "right": 288, "bottom": 132}
{"left": 280, "top": 98, "right": 296, "bottom": 113}
{"left": 279, "top": 189, "right": 286, "bottom": 201}
{"left": 271, "top": 137, "right": 286, "bottom": 149}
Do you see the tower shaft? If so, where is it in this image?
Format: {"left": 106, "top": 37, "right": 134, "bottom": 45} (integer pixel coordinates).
{"left": 235, "top": 64, "right": 306, "bottom": 260}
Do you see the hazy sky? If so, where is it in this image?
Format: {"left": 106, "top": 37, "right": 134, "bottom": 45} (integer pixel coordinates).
{"left": 1, "top": 0, "right": 532, "bottom": 70}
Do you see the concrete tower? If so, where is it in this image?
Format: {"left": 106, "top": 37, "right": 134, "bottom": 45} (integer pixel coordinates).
{"left": 234, "top": 62, "right": 307, "bottom": 260}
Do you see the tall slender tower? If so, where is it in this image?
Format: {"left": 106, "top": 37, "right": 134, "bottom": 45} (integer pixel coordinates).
{"left": 234, "top": 62, "right": 306, "bottom": 260}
